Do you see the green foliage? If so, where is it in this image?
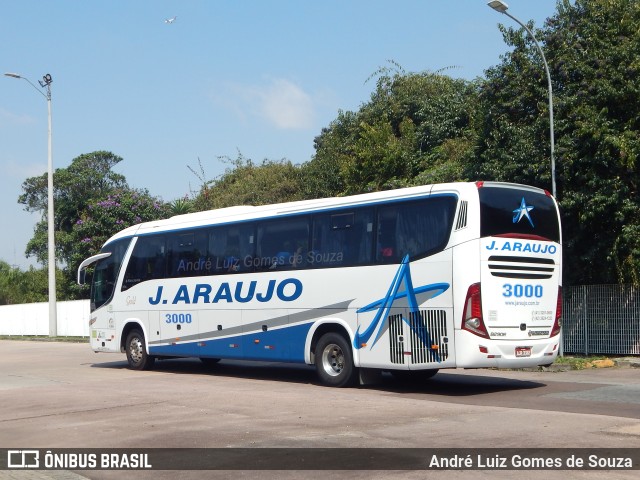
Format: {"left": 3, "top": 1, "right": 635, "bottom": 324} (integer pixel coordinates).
{"left": 468, "top": 20, "right": 553, "bottom": 187}
{"left": 307, "top": 66, "right": 479, "bottom": 196}
{"left": 302, "top": 111, "right": 356, "bottom": 198}
{"left": 471, "top": 0, "right": 640, "bottom": 284}
{"left": 0, "top": 261, "right": 62, "bottom": 305}
{"left": 549, "top": 0, "right": 640, "bottom": 285}
{"left": 19, "top": 151, "right": 128, "bottom": 265}
{"left": 16, "top": 151, "right": 171, "bottom": 301}
{"left": 336, "top": 116, "right": 414, "bottom": 193}
{"left": 170, "top": 197, "right": 196, "bottom": 215}
{"left": 193, "top": 154, "right": 305, "bottom": 210}
{"left": 65, "top": 189, "right": 170, "bottom": 297}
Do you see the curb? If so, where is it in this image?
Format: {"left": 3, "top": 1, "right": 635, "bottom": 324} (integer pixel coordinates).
{"left": 615, "top": 359, "right": 640, "bottom": 369}
{"left": 516, "top": 357, "right": 640, "bottom": 372}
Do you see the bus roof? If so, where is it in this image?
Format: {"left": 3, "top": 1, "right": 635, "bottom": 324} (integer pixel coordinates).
{"left": 102, "top": 181, "right": 550, "bottom": 247}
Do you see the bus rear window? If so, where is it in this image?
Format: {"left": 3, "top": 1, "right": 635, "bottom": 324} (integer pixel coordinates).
{"left": 479, "top": 186, "right": 560, "bottom": 242}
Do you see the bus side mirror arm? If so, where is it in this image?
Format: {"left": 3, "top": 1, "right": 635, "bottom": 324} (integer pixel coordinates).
{"left": 77, "top": 252, "right": 112, "bottom": 285}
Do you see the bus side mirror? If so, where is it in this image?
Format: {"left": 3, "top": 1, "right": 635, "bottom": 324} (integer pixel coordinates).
{"left": 78, "top": 269, "right": 86, "bottom": 285}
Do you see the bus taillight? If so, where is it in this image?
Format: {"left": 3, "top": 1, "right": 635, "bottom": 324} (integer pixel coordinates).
{"left": 550, "top": 286, "right": 563, "bottom": 337}
{"left": 462, "top": 283, "right": 489, "bottom": 339}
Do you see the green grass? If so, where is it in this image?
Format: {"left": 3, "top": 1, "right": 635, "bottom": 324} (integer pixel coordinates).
{"left": 554, "top": 355, "right": 609, "bottom": 370}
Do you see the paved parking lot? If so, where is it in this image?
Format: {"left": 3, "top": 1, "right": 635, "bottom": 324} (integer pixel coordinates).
{"left": 0, "top": 340, "right": 639, "bottom": 479}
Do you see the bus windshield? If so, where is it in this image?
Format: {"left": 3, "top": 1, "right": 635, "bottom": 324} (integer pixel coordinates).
{"left": 89, "top": 239, "right": 130, "bottom": 312}
{"left": 479, "top": 185, "right": 560, "bottom": 242}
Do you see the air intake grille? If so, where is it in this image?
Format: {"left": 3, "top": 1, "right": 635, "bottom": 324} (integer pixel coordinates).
{"left": 409, "top": 310, "right": 448, "bottom": 364}
{"left": 389, "top": 314, "right": 405, "bottom": 364}
{"left": 488, "top": 255, "right": 555, "bottom": 279}
{"left": 455, "top": 201, "right": 468, "bottom": 230}
{"left": 388, "top": 310, "right": 448, "bottom": 365}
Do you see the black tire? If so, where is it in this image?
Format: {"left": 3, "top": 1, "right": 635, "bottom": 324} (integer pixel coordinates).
{"left": 125, "top": 329, "right": 155, "bottom": 370}
{"left": 315, "top": 332, "right": 358, "bottom": 387}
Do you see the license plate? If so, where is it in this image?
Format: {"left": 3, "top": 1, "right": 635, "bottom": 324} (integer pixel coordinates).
{"left": 515, "top": 347, "right": 532, "bottom": 358}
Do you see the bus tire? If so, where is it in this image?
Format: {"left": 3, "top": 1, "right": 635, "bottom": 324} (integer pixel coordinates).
{"left": 315, "top": 332, "right": 358, "bottom": 388}
{"left": 125, "top": 329, "right": 155, "bottom": 371}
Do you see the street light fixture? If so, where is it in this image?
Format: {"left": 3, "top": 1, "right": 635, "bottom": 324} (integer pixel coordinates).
{"left": 487, "top": 0, "right": 557, "bottom": 199}
{"left": 5, "top": 72, "right": 57, "bottom": 337}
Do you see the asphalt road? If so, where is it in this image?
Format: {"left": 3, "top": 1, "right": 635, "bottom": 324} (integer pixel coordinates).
{"left": 0, "top": 340, "right": 639, "bottom": 480}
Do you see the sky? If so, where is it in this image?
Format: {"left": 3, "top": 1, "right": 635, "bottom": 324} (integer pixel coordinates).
{"left": 0, "top": 0, "right": 559, "bottom": 269}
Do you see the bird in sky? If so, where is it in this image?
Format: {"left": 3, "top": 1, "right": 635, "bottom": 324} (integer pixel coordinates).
{"left": 164, "top": 16, "right": 177, "bottom": 24}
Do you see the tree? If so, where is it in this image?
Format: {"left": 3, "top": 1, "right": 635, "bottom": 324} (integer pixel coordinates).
{"left": 0, "top": 261, "right": 52, "bottom": 305}
{"left": 192, "top": 154, "right": 305, "bottom": 210}
{"left": 548, "top": 0, "right": 640, "bottom": 285}
{"left": 302, "top": 110, "right": 357, "bottom": 199}
{"left": 19, "top": 151, "right": 128, "bottom": 265}
{"left": 17, "top": 151, "right": 172, "bottom": 299}
{"left": 306, "top": 65, "right": 479, "bottom": 197}
{"left": 65, "top": 189, "right": 170, "bottom": 298}
{"left": 471, "top": 0, "right": 640, "bottom": 285}
{"left": 468, "top": 19, "right": 554, "bottom": 187}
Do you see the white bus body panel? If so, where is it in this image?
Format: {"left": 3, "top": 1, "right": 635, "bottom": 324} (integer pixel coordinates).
{"left": 89, "top": 252, "right": 457, "bottom": 371}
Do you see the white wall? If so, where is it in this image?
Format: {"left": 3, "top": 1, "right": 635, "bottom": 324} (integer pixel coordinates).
{"left": 0, "top": 300, "right": 90, "bottom": 336}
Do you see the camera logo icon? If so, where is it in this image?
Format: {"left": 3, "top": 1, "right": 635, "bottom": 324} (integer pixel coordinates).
{"left": 7, "top": 450, "right": 40, "bottom": 468}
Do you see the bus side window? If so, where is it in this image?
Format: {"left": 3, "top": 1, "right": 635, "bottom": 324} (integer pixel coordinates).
{"left": 221, "top": 233, "right": 242, "bottom": 273}
{"left": 312, "top": 209, "right": 373, "bottom": 268}
{"left": 257, "top": 218, "right": 309, "bottom": 270}
{"left": 377, "top": 207, "right": 398, "bottom": 263}
{"left": 167, "top": 231, "right": 209, "bottom": 277}
{"left": 122, "top": 235, "right": 166, "bottom": 289}
{"left": 209, "top": 224, "right": 255, "bottom": 274}
{"left": 376, "top": 197, "right": 457, "bottom": 263}
{"left": 237, "top": 224, "right": 256, "bottom": 272}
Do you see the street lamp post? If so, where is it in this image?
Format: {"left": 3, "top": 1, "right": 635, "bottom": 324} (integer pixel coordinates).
{"left": 5, "top": 72, "right": 57, "bottom": 337}
{"left": 487, "top": 0, "right": 556, "bottom": 199}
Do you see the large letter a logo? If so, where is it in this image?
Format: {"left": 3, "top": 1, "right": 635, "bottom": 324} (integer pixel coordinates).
{"left": 353, "top": 254, "right": 449, "bottom": 351}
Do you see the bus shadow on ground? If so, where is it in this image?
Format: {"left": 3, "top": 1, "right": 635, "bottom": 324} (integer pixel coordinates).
{"left": 377, "top": 372, "right": 545, "bottom": 396}
{"left": 91, "top": 358, "right": 545, "bottom": 396}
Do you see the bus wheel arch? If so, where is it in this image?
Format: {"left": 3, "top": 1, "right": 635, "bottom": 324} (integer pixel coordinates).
{"left": 123, "top": 325, "right": 155, "bottom": 371}
{"left": 309, "top": 322, "right": 352, "bottom": 364}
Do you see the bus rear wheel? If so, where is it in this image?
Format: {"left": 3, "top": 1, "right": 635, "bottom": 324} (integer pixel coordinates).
{"left": 315, "top": 333, "right": 358, "bottom": 388}
{"left": 125, "top": 329, "right": 155, "bottom": 370}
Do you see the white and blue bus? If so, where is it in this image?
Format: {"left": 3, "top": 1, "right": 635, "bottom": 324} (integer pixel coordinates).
{"left": 78, "top": 181, "right": 562, "bottom": 387}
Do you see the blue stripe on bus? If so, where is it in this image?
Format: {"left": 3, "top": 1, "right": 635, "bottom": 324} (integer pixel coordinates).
{"left": 149, "top": 322, "right": 314, "bottom": 363}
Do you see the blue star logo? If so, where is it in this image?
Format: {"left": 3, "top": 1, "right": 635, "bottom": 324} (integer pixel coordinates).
{"left": 353, "top": 254, "right": 449, "bottom": 360}
{"left": 513, "top": 197, "right": 535, "bottom": 227}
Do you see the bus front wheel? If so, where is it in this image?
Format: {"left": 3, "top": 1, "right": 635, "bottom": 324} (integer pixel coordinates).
{"left": 125, "top": 329, "right": 155, "bottom": 371}
{"left": 315, "top": 333, "right": 358, "bottom": 388}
